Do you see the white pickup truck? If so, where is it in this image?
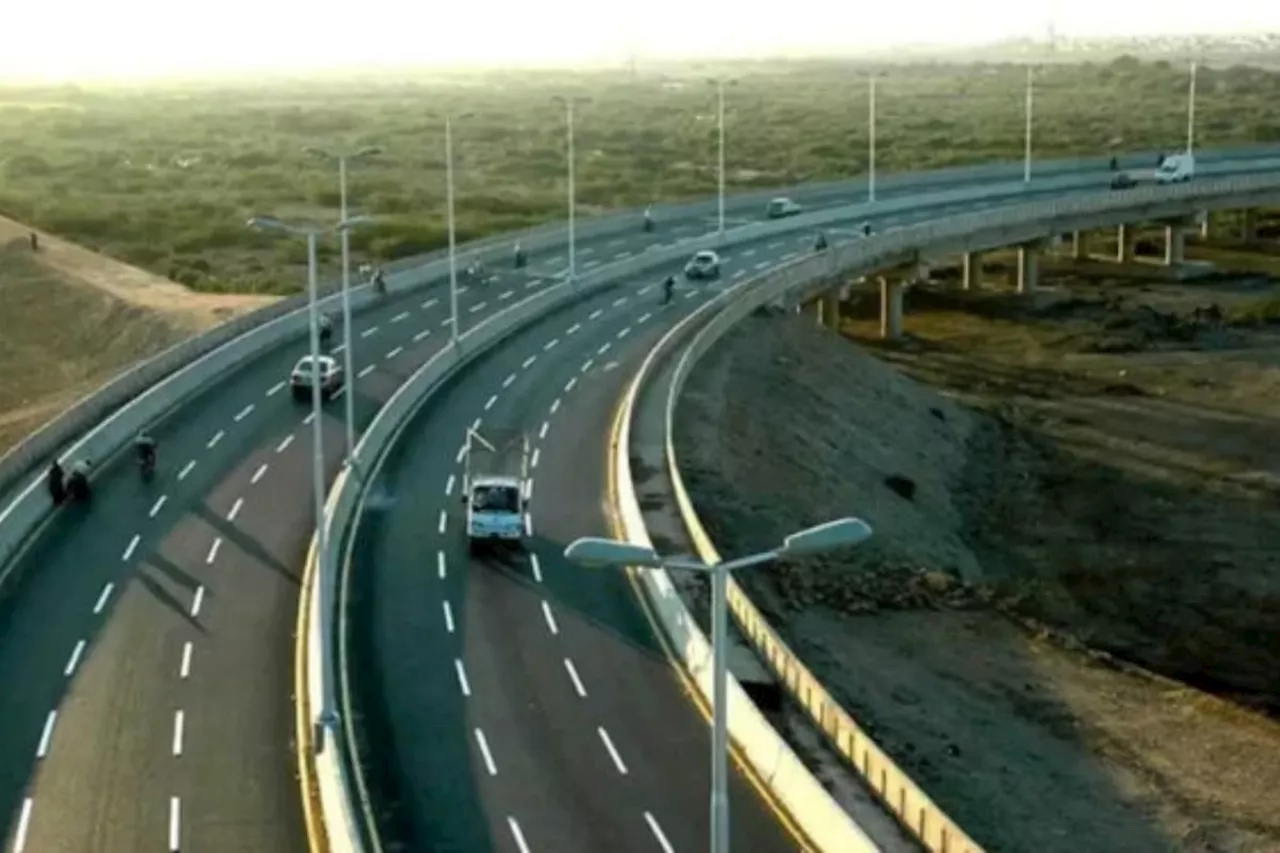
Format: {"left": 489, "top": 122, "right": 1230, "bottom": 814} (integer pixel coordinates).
{"left": 461, "top": 427, "right": 530, "bottom": 555}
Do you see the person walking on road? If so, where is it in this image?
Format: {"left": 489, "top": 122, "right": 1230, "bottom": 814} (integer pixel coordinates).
{"left": 47, "top": 459, "right": 65, "bottom": 505}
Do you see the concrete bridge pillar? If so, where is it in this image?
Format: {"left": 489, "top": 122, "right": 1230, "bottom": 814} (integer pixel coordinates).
{"left": 1164, "top": 223, "right": 1186, "bottom": 266}
{"left": 1242, "top": 208, "right": 1258, "bottom": 242}
{"left": 1198, "top": 210, "right": 1211, "bottom": 240}
{"left": 1016, "top": 244, "right": 1040, "bottom": 295}
{"left": 879, "top": 277, "right": 905, "bottom": 340}
{"left": 1070, "top": 230, "right": 1086, "bottom": 259}
{"left": 1116, "top": 224, "right": 1135, "bottom": 262}
{"left": 962, "top": 251, "right": 983, "bottom": 291}
{"left": 816, "top": 288, "right": 841, "bottom": 330}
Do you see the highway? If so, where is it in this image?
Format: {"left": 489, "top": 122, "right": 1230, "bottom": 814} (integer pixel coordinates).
{"left": 0, "top": 149, "right": 1274, "bottom": 853}
{"left": 0, "top": 181, "right": 951, "bottom": 853}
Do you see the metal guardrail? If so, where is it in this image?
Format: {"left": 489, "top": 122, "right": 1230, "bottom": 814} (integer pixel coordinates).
{"left": 652, "top": 170, "right": 1280, "bottom": 853}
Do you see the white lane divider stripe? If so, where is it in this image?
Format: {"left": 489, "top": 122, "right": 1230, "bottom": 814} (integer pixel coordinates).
{"left": 234, "top": 404, "right": 254, "bottom": 422}
{"left": 178, "top": 460, "right": 196, "bottom": 481}
{"left": 522, "top": 355, "right": 537, "bottom": 370}
{"left": 541, "top": 601, "right": 558, "bottom": 635}
{"left": 180, "top": 642, "right": 193, "bottom": 679}
{"left": 149, "top": 495, "right": 167, "bottom": 518}
{"left": 276, "top": 434, "right": 295, "bottom": 453}
{"left": 544, "top": 338, "right": 558, "bottom": 351}
{"left": 413, "top": 329, "right": 431, "bottom": 343}
{"left": 484, "top": 394, "right": 498, "bottom": 411}
{"left": 455, "top": 444, "right": 466, "bottom": 464}
{"left": 589, "top": 309, "right": 603, "bottom": 321}
{"left": 392, "top": 311, "right": 410, "bottom": 323}
{"left": 13, "top": 798, "right": 33, "bottom": 853}
{"left": 190, "top": 586, "right": 205, "bottom": 618}
{"left": 538, "top": 421, "right": 549, "bottom": 440}
{"left": 304, "top": 412, "right": 316, "bottom": 425}
{"left": 455, "top": 659, "right": 471, "bottom": 697}
{"left": 474, "top": 729, "right": 497, "bottom": 775}
{"left": 205, "top": 538, "right": 222, "bottom": 565}
{"left": 638, "top": 312, "right": 653, "bottom": 324}
{"left": 386, "top": 346, "right": 404, "bottom": 360}
{"left": 598, "top": 726, "right": 629, "bottom": 775}
{"left": 361, "top": 326, "right": 379, "bottom": 338}
{"left": 228, "top": 498, "right": 244, "bottom": 522}
{"left": 64, "top": 640, "right": 86, "bottom": 677}
{"left": 122, "top": 534, "right": 141, "bottom": 562}
{"left": 503, "top": 373, "right": 516, "bottom": 388}
{"left": 597, "top": 342, "right": 611, "bottom": 356}
{"left": 567, "top": 323, "right": 581, "bottom": 335}
{"left": 581, "top": 358, "right": 594, "bottom": 373}
{"left": 645, "top": 812, "right": 675, "bottom": 853}
{"left": 500, "top": 290, "right": 514, "bottom": 301}
{"left": 508, "top": 817, "right": 531, "bottom": 853}
{"left": 564, "top": 377, "right": 576, "bottom": 393}
{"left": 612, "top": 297, "right": 627, "bottom": 307}
{"left": 437, "top": 551, "right": 446, "bottom": 579}
{"left": 530, "top": 448, "right": 541, "bottom": 470}
{"left": 169, "top": 797, "right": 181, "bottom": 852}
{"left": 471, "top": 417, "right": 482, "bottom": 432}
{"left": 422, "top": 298, "right": 438, "bottom": 310}
{"left": 549, "top": 398, "right": 561, "bottom": 416}
{"left": 530, "top": 553, "right": 542, "bottom": 583}
{"left": 267, "top": 381, "right": 285, "bottom": 397}
{"left": 564, "top": 658, "right": 588, "bottom": 697}
{"left": 617, "top": 326, "right": 631, "bottom": 339}
{"left": 445, "top": 474, "right": 455, "bottom": 496}
{"left": 207, "top": 430, "right": 224, "bottom": 449}
{"left": 443, "top": 601, "right": 455, "bottom": 634}
{"left": 469, "top": 301, "right": 487, "bottom": 313}
{"left": 358, "top": 365, "right": 376, "bottom": 379}
{"left": 36, "top": 711, "right": 56, "bottom": 758}
{"left": 251, "top": 463, "right": 268, "bottom": 484}
{"left": 172, "top": 711, "right": 185, "bottom": 756}
{"left": 93, "top": 582, "right": 114, "bottom": 615}
{"left": 438, "top": 510, "right": 447, "bottom": 534}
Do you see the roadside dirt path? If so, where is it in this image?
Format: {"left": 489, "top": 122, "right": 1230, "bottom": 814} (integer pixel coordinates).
{"left": 675, "top": 267, "right": 1280, "bottom": 852}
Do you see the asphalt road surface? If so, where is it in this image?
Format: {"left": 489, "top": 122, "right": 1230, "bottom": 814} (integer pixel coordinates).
{"left": 4, "top": 150, "right": 1273, "bottom": 853}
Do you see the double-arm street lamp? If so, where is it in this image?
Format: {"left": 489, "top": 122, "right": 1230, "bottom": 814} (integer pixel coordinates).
{"left": 438, "top": 112, "right": 474, "bottom": 347}
{"left": 304, "top": 144, "right": 382, "bottom": 462}
{"left": 247, "top": 212, "right": 371, "bottom": 729}
{"left": 564, "top": 516, "right": 874, "bottom": 853}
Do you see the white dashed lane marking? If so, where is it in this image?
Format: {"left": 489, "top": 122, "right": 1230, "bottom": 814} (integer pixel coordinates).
{"left": 474, "top": 729, "right": 498, "bottom": 775}
{"left": 149, "top": 496, "right": 167, "bottom": 518}
{"left": 276, "top": 435, "right": 294, "bottom": 454}
{"left": 121, "top": 534, "right": 141, "bottom": 562}
{"left": 234, "top": 405, "right": 254, "bottom": 422}
{"left": 206, "top": 430, "right": 224, "bottom": 449}
{"left": 564, "top": 658, "right": 587, "bottom": 697}
{"left": 251, "top": 464, "right": 268, "bottom": 484}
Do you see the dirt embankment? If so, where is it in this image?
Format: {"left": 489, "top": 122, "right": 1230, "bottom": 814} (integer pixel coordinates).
{"left": 675, "top": 275, "right": 1280, "bottom": 852}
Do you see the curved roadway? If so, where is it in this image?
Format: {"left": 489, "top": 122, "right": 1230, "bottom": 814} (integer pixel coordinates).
{"left": 0, "top": 150, "right": 1273, "bottom": 853}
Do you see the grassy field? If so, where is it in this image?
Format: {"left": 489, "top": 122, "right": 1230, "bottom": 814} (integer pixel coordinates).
{"left": 2, "top": 58, "right": 1279, "bottom": 297}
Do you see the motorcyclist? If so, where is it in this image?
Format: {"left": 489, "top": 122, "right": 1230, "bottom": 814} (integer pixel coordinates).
{"left": 372, "top": 266, "right": 387, "bottom": 295}
{"left": 814, "top": 232, "right": 828, "bottom": 251}
{"left": 662, "top": 275, "right": 675, "bottom": 305}
{"left": 1109, "top": 156, "right": 1119, "bottom": 172}
{"left": 135, "top": 431, "right": 157, "bottom": 469}
{"left": 67, "top": 457, "right": 92, "bottom": 501}
{"left": 643, "top": 206, "right": 654, "bottom": 233}
{"left": 861, "top": 222, "right": 873, "bottom": 237}
{"left": 318, "top": 314, "right": 334, "bottom": 345}
{"left": 47, "top": 459, "right": 65, "bottom": 505}
{"left": 514, "top": 242, "right": 526, "bottom": 268}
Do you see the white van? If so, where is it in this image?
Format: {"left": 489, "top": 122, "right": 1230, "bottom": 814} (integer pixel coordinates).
{"left": 1155, "top": 153, "right": 1195, "bottom": 184}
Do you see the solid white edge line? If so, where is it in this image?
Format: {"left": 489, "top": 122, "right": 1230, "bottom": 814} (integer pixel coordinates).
{"left": 508, "top": 817, "right": 532, "bottom": 853}
{"left": 541, "top": 601, "right": 558, "bottom": 635}
{"left": 63, "top": 639, "right": 86, "bottom": 677}
{"left": 474, "top": 728, "right": 497, "bottom": 775}
{"left": 455, "top": 659, "right": 471, "bottom": 696}
{"left": 172, "top": 710, "right": 184, "bottom": 757}
{"left": 530, "top": 553, "right": 542, "bottom": 582}
{"left": 564, "top": 658, "right": 587, "bottom": 697}
{"left": 645, "top": 812, "right": 675, "bottom": 853}
{"left": 36, "top": 710, "right": 56, "bottom": 758}
{"left": 598, "top": 726, "right": 629, "bottom": 775}
{"left": 443, "top": 600, "right": 455, "bottom": 634}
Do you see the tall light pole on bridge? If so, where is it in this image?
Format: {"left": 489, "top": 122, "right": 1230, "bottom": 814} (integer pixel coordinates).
{"left": 246, "top": 212, "right": 370, "bottom": 733}
{"left": 564, "top": 517, "right": 874, "bottom": 853}
{"left": 1023, "top": 65, "right": 1035, "bottom": 185}
{"left": 704, "top": 77, "right": 739, "bottom": 238}
{"left": 868, "top": 73, "right": 878, "bottom": 203}
{"left": 439, "top": 112, "right": 474, "bottom": 348}
{"left": 304, "top": 144, "right": 382, "bottom": 464}
{"left": 1186, "top": 60, "right": 1199, "bottom": 156}
{"left": 552, "top": 95, "right": 591, "bottom": 288}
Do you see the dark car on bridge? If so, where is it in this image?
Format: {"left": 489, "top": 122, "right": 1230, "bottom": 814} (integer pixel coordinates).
{"left": 1110, "top": 171, "right": 1138, "bottom": 190}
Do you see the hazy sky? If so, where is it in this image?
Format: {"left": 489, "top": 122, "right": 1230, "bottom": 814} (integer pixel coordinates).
{"left": 3, "top": 0, "right": 1278, "bottom": 80}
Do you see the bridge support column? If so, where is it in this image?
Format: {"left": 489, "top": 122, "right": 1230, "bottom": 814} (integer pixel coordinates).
{"left": 816, "top": 288, "right": 840, "bottom": 330}
{"left": 962, "top": 251, "right": 983, "bottom": 291}
{"left": 1242, "top": 208, "right": 1258, "bottom": 242}
{"left": 1198, "top": 210, "right": 1211, "bottom": 240}
{"left": 1070, "top": 230, "right": 1086, "bottom": 259}
{"left": 1116, "top": 224, "right": 1135, "bottom": 262}
{"left": 1164, "top": 223, "right": 1186, "bottom": 266}
{"left": 1016, "top": 244, "right": 1040, "bottom": 295}
{"left": 879, "top": 277, "right": 904, "bottom": 340}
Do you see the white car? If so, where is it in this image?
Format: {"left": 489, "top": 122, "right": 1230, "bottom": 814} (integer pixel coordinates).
{"left": 1155, "top": 153, "right": 1195, "bottom": 184}
{"left": 684, "top": 250, "right": 721, "bottom": 280}
{"left": 765, "top": 197, "right": 804, "bottom": 219}
{"left": 290, "top": 354, "right": 343, "bottom": 401}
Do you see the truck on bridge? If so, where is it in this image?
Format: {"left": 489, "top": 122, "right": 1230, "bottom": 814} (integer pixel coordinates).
{"left": 460, "top": 427, "right": 530, "bottom": 555}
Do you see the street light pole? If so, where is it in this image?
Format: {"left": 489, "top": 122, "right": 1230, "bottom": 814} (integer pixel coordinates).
{"left": 1187, "top": 60, "right": 1198, "bottom": 156}
{"left": 563, "top": 518, "right": 874, "bottom": 853}
{"left": 1023, "top": 65, "right": 1034, "bottom": 185}
{"left": 717, "top": 77, "right": 726, "bottom": 238}
{"left": 566, "top": 99, "right": 578, "bottom": 286}
{"left": 868, "top": 74, "right": 877, "bottom": 203}
{"left": 445, "top": 116, "right": 460, "bottom": 346}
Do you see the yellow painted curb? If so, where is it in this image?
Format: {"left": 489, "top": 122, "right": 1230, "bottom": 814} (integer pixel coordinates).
{"left": 295, "top": 533, "right": 329, "bottom": 852}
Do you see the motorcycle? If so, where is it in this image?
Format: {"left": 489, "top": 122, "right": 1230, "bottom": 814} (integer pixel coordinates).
{"left": 67, "top": 471, "right": 91, "bottom": 503}
{"left": 139, "top": 451, "right": 156, "bottom": 483}
{"left": 643, "top": 218, "right": 654, "bottom": 233}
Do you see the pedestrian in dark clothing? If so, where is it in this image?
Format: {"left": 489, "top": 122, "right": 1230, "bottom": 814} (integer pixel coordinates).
{"left": 47, "top": 459, "right": 65, "bottom": 505}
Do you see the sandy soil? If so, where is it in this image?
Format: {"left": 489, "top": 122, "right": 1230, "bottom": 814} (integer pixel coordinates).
{"left": 674, "top": 263, "right": 1280, "bottom": 852}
